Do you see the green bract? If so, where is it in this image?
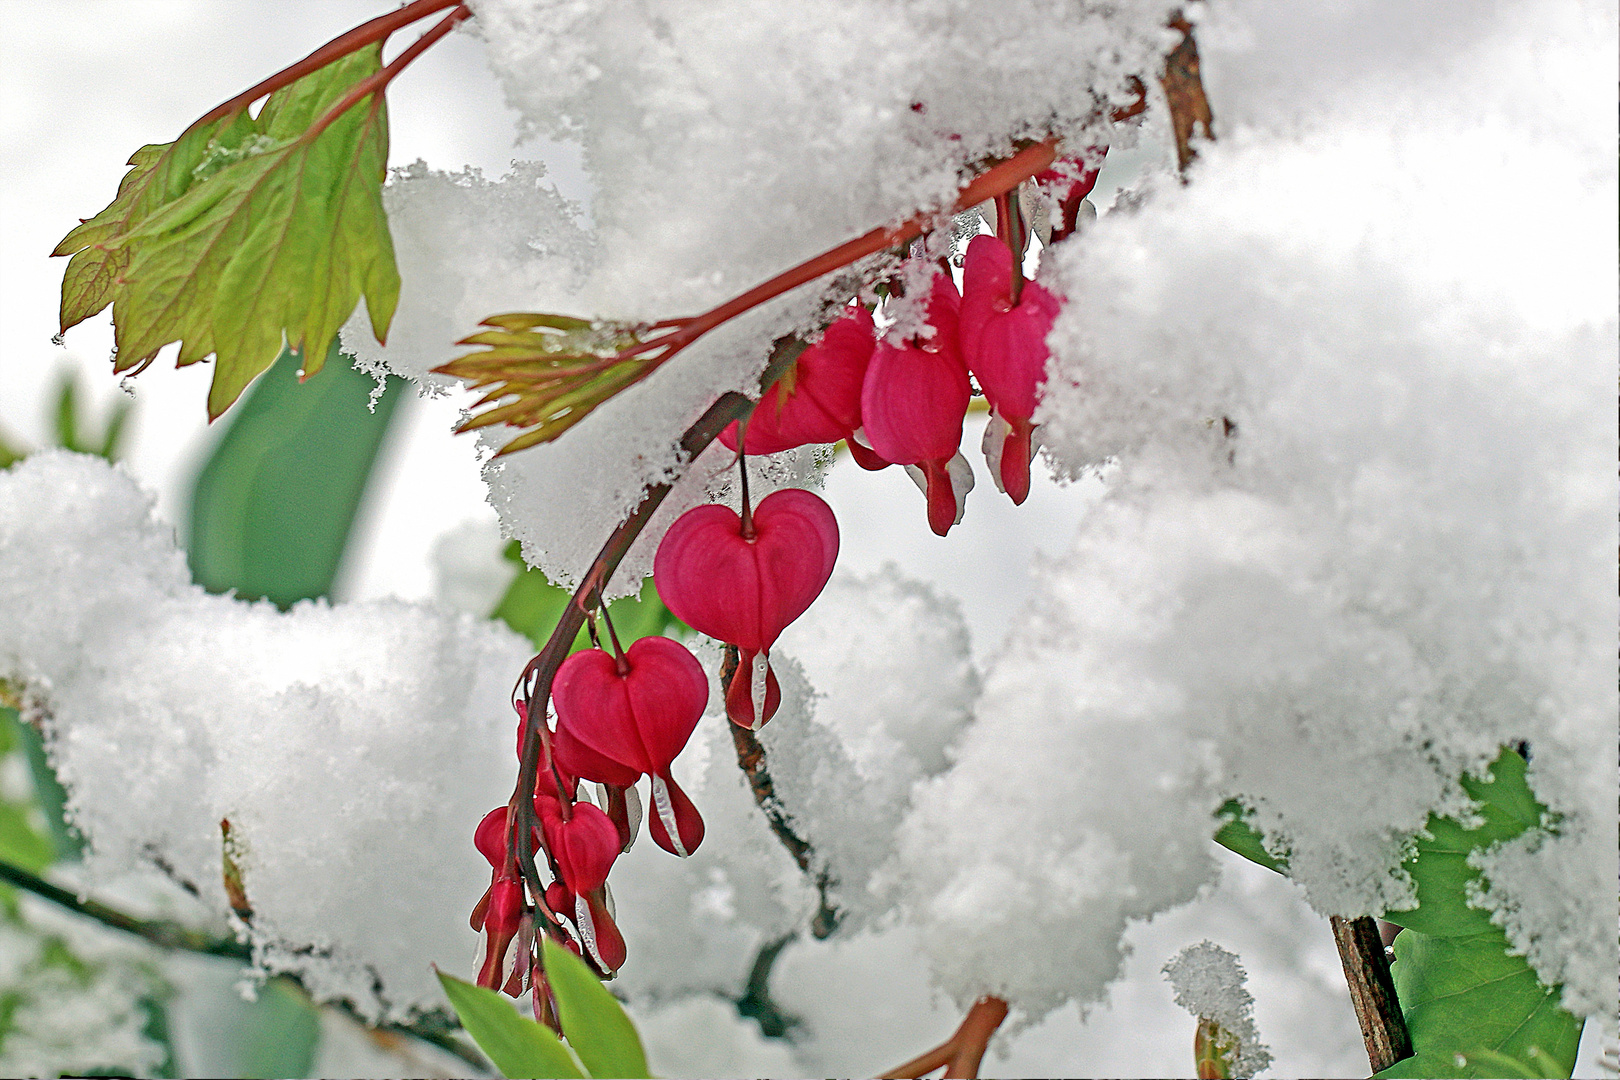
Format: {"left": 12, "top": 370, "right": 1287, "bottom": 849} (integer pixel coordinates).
{"left": 53, "top": 47, "right": 399, "bottom": 420}
{"left": 438, "top": 944, "right": 651, "bottom": 1080}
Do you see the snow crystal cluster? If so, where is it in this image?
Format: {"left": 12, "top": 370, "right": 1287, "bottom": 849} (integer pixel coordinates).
{"left": 899, "top": 0, "right": 1614, "bottom": 1022}
{"left": 346, "top": 0, "right": 1179, "bottom": 592}
{"left": 1162, "top": 940, "right": 1272, "bottom": 1078}
{"left": 0, "top": 452, "right": 532, "bottom": 1021}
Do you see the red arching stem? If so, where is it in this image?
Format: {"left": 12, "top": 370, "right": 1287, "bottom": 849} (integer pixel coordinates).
{"left": 191, "top": 0, "right": 463, "bottom": 132}
{"left": 610, "top": 139, "right": 1059, "bottom": 375}
{"left": 506, "top": 338, "right": 803, "bottom": 938}
{"left": 302, "top": 6, "right": 471, "bottom": 144}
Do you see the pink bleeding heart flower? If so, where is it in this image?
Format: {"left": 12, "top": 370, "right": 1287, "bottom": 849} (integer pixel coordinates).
{"left": 474, "top": 805, "right": 512, "bottom": 870}
{"left": 959, "top": 234, "right": 1062, "bottom": 505}
{"left": 860, "top": 272, "right": 972, "bottom": 535}
{"left": 719, "top": 305, "right": 876, "bottom": 454}
{"left": 551, "top": 636, "right": 708, "bottom": 856}
{"left": 1035, "top": 145, "right": 1107, "bottom": 243}
{"left": 474, "top": 875, "right": 526, "bottom": 990}
{"left": 536, "top": 797, "right": 628, "bottom": 972}
{"left": 654, "top": 488, "right": 839, "bottom": 727}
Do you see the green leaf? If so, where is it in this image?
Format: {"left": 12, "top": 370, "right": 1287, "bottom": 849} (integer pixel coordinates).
{"left": 1372, "top": 749, "right": 1582, "bottom": 1079}
{"left": 541, "top": 937, "right": 651, "bottom": 1080}
{"left": 1212, "top": 799, "right": 1288, "bottom": 874}
{"left": 1383, "top": 749, "right": 1543, "bottom": 938}
{"left": 1375, "top": 931, "right": 1582, "bottom": 1078}
{"left": 54, "top": 47, "right": 399, "bottom": 420}
{"left": 234, "top": 977, "right": 321, "bottom": 1080}
{"left": 492, "top": 541, "right": 684, "bottom": 651}
{"left": 187, "top": 341, "right": 402, "bottom": 609}
{"left": 437, "top": 969, "right": 585, "bottom": 1080}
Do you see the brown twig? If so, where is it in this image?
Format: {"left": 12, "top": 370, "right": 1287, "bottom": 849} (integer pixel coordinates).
{"left": 721, "top": 646, "right": 841, "bottom": 939}
{"left": 1160, "top": 13, "right": 1215, "bottom": 176}
{"left": 1330, "top": 914, "right": 1413, "bottom": 1073}
{"left": 880, "top": 996, "right": 1010, "bottom": 1079}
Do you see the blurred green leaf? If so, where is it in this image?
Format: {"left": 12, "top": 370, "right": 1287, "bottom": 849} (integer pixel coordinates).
{"left": 437, "top": 969, "right": 585, "bottom": 1079}
{"left": 542, "top": 937, "right": 651, "bottom": 1079}
{"left": 188, "top": 340, "right": 402, "bottom": 609}
{"left": 2, "top": 706, "right": 83, "bottom": 861}
{"left": 233, "top": 977, "right": 321, "bottom": 1080}
{"left": 493, "top": 541, "right": 683, "bottom": 652}
{"left": 0, "top": 709, "right": 56, "bottom": 873}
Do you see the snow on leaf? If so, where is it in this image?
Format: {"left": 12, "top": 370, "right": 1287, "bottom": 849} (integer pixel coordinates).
{"left": 53, "top": 46, "right": 399, "bottom": 420}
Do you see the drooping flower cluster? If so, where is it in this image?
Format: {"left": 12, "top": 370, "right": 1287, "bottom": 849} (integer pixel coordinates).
{"left": 471, "top": 631, "right": 710, "bottom": 989}
{"left": 468, "top": 152, "right": 1101, "bottom": 996}
{"left": 725, "top": 152, "right": 1103, "bottom": 537}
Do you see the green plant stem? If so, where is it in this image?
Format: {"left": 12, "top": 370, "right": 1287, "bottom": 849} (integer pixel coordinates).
{"left": 0, "top": 857, "right": 249, "bottom": 959}
{"left": 0, "top": 857, "right": 490, "bottom": 1072}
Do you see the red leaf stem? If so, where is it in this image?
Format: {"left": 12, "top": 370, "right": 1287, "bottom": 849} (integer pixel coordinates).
{"left": 303, "top": 6, "right": 472, "bottom": 144}
{"left": 191, "top": 0, "right": 464, "bottom": 133}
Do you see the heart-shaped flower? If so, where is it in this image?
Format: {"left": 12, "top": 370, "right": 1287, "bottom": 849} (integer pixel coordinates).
{"left": 861, "top": 273, "right": 972, "bottom": 534}
{"left": 959, "top": 234, "right": 1062, "bottom": 504}
{"left": 719, "top": 305, "right": 876, "bottom": 454}
{"left": 552, "top": 637, "right": 708, "bottom": 780}
{"left": 654, "top": 488, "right": 839, "bottom": 654}
{"left": 536, "top": 797, "right": 628, "bottom": 972}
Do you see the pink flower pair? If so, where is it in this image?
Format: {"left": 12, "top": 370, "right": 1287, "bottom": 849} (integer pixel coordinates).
{"left": 861, "top": 236, "right": 1061, "bottom": 530}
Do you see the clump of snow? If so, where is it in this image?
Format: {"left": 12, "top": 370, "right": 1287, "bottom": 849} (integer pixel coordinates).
{"left": 430, "top": 516, "right": 516, "bottom": 615}
{"left": 0, "top": 452, "right": 532, "bottom": 1021}
{"left": 766, "top": 565, "right": 979, "bottom": 931}
{"left": 630, "top": 993, "right": 802, "bottom": 1078}
{"left": 349, "top": 1, "right": 1178, "bottom": 595}
{"left": 1163, "top": 940, "right": 1273, "bottom": 1077}
{"left": 896, "top": 0, "right": 1613, "bottom": 1025}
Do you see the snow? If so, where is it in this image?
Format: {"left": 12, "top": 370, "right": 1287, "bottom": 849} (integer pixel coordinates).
{"left": 0, "top": 452, "right": 532, "bottom": 1021}
{"left": 1163, "top": 940, "right": 1273, "bottom": 1077}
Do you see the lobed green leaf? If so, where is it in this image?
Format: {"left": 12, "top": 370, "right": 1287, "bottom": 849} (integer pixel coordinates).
{"left": 54, "top": 47, "right": 399, "bottom": 420}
